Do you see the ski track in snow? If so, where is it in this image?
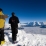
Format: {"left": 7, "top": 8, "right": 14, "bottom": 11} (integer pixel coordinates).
{"left": 2, "top": 28, "right": 46, "bottom": 46}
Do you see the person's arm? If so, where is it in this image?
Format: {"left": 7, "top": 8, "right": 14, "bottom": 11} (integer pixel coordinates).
{"left": 17, "top": 17, "right": 19, "bottom": 23}
{"left": 5, "top": 15, "right": 8, "bottom": 18}
{"left": 3, "top": 14, "right": 8, "bottom": 18}
{"left": 0, "top": 15, "right": 8, "bottom": 19}
{"left": 9, "top": 17, "right": 11, "bottom": 24}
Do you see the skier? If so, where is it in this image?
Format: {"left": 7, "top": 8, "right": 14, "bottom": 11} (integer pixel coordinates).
{"left": 0, "top": 8, "right": 8, "bottom": 45}
{"left": 9, "top": 12, "right": 19, "bottom": 43}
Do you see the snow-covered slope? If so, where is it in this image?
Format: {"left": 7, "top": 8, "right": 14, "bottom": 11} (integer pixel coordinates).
{"left": 3, "top": 27, "right": 46, "bottom": 46}
{"left": 4, "top": 24, "right": 11, "bottom": 30}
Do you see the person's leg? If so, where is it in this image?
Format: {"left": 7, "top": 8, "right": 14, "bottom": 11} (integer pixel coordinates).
{"left": 0, "top": 29, "right": 1, "bottom": 44}
{"left": 1, "top": 29, "right": 4, "bottom": 41}
{"left": 11, "top": 27, "right": 18, "bottom": 42}
{"left": 14, "top": 28, "right": 18, "bottom": 41}
{"left": 12, "top": 27, "right": 15, "bottom": 42}
{"left": 12, "top": 31, "right": 14, "bottom": 41}
{"left": 12, "top": 29, "right": 17, "bottom": 42}
{"left": 1, "top": 28, "right": 5, "bottom": 45}
{"left": 14, "top": 34, "right": 17, "bottom": 41}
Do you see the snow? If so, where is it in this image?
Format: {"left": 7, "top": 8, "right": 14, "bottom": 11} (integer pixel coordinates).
{"left": 0, "top": 26, "right": 46, "bottom": 46}
{"left": 44, "top": 22, "right": 46, "bottom": 25}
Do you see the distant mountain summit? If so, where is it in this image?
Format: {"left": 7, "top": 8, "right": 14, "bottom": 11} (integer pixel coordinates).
{"left": 21, "top": 21, "right": 44, "bottom": 27}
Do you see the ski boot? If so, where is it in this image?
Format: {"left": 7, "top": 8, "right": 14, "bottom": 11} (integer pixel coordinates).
{"left": 1, "top": 40, "right": 5, "bottom": 45}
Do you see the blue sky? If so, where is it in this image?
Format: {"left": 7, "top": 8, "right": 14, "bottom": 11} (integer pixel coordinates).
{"left": 0, "top": 0, "right": 46, "bottom": 23}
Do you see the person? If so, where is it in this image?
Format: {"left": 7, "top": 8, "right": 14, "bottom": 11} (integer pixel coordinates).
{"left": 9, "top": 12, "right": 19, "bottom": 43}
{"left": 0, "top": 8, "right": 8, "bottom": 45}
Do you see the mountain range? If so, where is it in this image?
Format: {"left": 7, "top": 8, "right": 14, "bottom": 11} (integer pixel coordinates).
{"left": 21, "top": 21, "right": 45, "bottom": 27}
{"left": 4, "top": 21, "right": 46, "bottom": 30}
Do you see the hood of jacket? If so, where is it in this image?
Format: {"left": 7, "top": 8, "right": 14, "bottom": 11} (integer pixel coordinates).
{"left": 0, "top": 11, "right": 4, "bottom": 15}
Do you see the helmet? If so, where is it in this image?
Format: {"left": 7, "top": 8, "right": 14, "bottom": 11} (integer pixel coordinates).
{"left": 0, "top": 8, "right": 3, "bottom": 11}
{"left": 12, "top": 12, "right": 15, "bottom": 15}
